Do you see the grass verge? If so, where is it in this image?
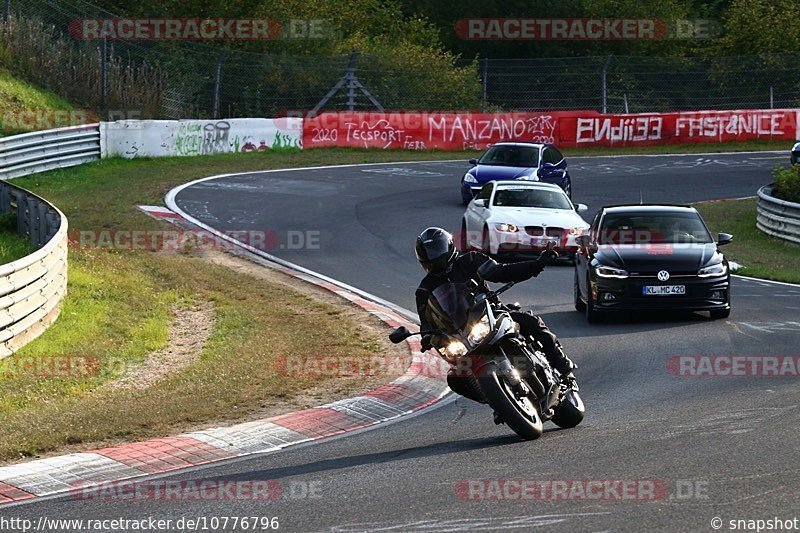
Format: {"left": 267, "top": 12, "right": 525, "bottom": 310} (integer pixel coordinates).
{"left": 0, "top": 212, "right": 34, "bottom": 264}
{"left": 0, "top": 69, "right": 79, "bottom": 136}
{"left": 695, "top": 198, "right": 800, "bottom": 284}
{"left": 561, "top": 139, "right": 789, "bottom": 157}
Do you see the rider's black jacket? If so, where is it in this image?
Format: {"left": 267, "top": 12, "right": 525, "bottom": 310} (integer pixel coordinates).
{"left": 415, "top": 252, "right": 547, "bottom": 332}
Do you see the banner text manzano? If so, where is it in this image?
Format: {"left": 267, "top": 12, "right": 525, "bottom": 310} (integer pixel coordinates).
{"left": 303, "top": 109, "right": 799, "bottom": 151}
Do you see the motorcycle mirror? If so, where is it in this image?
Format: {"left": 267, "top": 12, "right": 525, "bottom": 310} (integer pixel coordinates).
{"left": 389, "top": 326, "right": 412, "bottom": 344}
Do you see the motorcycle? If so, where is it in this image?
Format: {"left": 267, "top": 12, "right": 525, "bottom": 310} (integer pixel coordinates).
{"left": 389, "top": 278, "right": 585, "bottom": 440}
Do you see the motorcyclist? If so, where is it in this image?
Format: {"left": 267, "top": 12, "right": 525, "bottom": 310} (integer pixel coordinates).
{"left": 414, "top": 227, "right": 577, "bottom": 406}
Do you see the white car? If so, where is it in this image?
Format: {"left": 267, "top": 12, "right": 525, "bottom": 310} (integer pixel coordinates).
{"left": 460, "top": 180, "right": 590, "bottom": 261}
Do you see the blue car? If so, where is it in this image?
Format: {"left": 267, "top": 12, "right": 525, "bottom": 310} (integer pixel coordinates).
{"left": 461, "top": 142, "right": 572, "bottom": 204}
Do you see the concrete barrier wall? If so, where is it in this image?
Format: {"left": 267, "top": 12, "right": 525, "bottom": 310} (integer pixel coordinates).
{"left": 101, "top": 118, "right": 303, "bottom": 158}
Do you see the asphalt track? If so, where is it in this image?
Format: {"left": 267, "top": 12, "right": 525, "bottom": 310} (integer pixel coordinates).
{"left": 6, "top": 152, "right": 800, "bottom": 532}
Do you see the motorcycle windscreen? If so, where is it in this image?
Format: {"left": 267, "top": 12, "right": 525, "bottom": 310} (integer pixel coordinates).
{"left": 425, "top": 282, "right": 473, "bottom": 335}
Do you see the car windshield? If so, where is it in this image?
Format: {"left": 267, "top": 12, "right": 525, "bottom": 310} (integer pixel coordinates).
{"left": 599, "top": 212, "right": 713, "bottom": 244}
{"left": 478, "top": 145, "right": 540, "bottom": 167}
{"left": 492, "top": 187, "right": 573, "bottom": 209}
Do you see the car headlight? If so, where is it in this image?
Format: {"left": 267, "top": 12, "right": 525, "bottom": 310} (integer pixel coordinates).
{"left": 494, "top": 223, "right": 519, "bottom": 233}
{"left": 463, "top": 173, "right": 478, "bottom": 184}
{"left": 698, "top": 262, "right": 727, "bottom": 278}
{"left": 467, "top": 316, "right": 491, "bottom": 345}
{"left": 595, "top": 265, "right": 629, "bottom": 279}
{"left": 516, "top": 175, "right": 539, "bottom": 181}
{"left": 442, "top": 340, "right": 468, "bottom": 359}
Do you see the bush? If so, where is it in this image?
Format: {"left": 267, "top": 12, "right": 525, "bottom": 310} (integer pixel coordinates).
{"left": 773, "top": 164, "right": 800, "bottom": 203}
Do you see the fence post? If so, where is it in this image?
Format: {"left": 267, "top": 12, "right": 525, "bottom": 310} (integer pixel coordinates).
{"left": 99, "top": 37, "right": 108, "bottom": 118}
{"left": 212, "top": 51, "right": 227, "bottom": 119}
{"left": 481, "top": 57, "right": 488, "bottom": 112}
{"left": 601, "top": 56, "right": 612, "bottom": 114}
{"left": 770, "top": 86, "right": 774, "bottom": 109}
{"left": 344, "top": 51, "right": 360, "bottom": 112}
{"left": 623, "top": 92, "right": 629, "bottom": 114}
{"left": 2, "top": 0, "right": 9, "bottom": 24}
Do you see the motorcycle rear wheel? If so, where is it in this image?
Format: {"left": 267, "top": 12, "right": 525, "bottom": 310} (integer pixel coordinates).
{"left": 477, "top": 362, "right": 543, "bottom": 440}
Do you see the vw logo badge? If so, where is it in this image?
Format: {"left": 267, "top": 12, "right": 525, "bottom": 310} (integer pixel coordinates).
{"left": 657, "top": 270, "right": 670, "bottom": 281}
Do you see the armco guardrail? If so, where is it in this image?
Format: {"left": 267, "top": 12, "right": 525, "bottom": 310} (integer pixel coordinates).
{"left": 0, "top": 124, "right": 101, "bottom": 179}
{"left": 0, "top": 126, "right": 89, "bottom": 357}
{"left": 757, "top": 185, "right": 800, "bottom": 245}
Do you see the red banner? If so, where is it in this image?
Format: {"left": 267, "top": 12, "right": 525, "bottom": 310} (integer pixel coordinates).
{"left": 303, "top": 109, "right": 799, "bottom": 150}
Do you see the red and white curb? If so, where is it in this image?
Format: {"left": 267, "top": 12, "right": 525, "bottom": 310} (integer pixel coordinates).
{"left": 0, "top": 204, "right": 448, "bottom": 506}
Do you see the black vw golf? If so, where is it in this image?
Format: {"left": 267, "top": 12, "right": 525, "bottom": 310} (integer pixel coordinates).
{"left": 574, "top": 205, "right": 732, "bottom": 322}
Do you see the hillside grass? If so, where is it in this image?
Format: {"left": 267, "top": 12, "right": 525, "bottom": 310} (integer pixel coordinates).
{"left": 0, "top": 69, "right": 82, "bottom": 136}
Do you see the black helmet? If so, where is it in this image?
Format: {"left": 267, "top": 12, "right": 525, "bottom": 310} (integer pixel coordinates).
{"left": 415, "top": 227, "right": 457, "bottom": 276}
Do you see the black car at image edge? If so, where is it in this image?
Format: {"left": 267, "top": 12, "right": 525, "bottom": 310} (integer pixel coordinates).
{"left": 574, "top": 204, "right": 732, "bottom": 323}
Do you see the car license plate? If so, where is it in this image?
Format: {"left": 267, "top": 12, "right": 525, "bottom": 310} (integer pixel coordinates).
{"left": 643, "top": 285, "right": 686, "bottom": 296}
{"left": 530, "top": 237, "right": 547, "bottom": 247}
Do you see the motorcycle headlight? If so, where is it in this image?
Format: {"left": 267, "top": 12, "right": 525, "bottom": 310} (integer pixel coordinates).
{"left": 595, "top": 265, "right": 629, "bottom": 279}
{"left": 468, "top": 316, "right": 491, "bottom": 345}
{"left": 698, "top": 262, "right": 727, "bottom": 278}
{"left": 463, "top": 173, "right": 478, "bottom": 184}
{"left": 494, "top": 223, "right": 519, "bottom": 233}
{"left": 442, "top": 340, "right": 468, "bottom": 359}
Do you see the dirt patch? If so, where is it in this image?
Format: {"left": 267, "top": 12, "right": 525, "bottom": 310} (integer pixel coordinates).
{"left": 108, "top": 302, "right": 215, "bottom": 390}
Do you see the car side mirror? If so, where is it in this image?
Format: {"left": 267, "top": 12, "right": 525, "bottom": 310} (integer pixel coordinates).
{"left": 717, "top": 233, "right": 733, "bottom": 246}
{"left": 468, "top": 158, "right": 478, "bottom": 165}
{"left": 575, "top": 235, "right": 589, "bottom": 247}
{"left": 575, "top": 203, "right": 588, "bottom": 213}
{"left": 473, "top": 199, "right": 486, "bottom": 207}
{"left": 389, "top": 327, "right": 412, "bottom": 344}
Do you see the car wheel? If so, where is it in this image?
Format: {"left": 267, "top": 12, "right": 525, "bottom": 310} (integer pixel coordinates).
{"left": 481, "top": 225, "right": 491, "bottom": 254}
{"left": 585, "top": 274, "right": 601, "bottom": 323}
{"left": 459, "top": 219, "right": 469, "bottom": 251}
{"left": 710, "top": 308, "right": 730, "bottom": 319}
{"left": 574, "top": 269, "right": 586, "bottom": 312}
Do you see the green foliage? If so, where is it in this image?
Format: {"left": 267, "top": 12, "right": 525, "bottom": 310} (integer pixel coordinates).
{"left": 715, "top": 0, "right": 800, "bottom": 55}
{"left": 774, "top": 164, "right": 800, "bottom": 204}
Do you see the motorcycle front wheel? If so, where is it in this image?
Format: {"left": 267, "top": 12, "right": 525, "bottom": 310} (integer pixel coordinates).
{"left": 477, "top": 361, "right": 543, "bottom": 440}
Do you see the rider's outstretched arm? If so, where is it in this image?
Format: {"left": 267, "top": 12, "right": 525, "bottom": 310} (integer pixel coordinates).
{"left": 472, "top": 249, "right": 556, "bottom": 283}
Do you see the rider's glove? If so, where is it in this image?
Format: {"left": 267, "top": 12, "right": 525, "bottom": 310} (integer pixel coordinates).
{"left": 538, "top": 241, "right": 559, "bottom": 263}
{"left": 421, "top": 334, "right": 433, "bottom": 352}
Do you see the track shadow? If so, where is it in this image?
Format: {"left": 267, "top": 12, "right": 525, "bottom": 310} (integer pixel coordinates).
{"left": 201, "top": 435, "right": 528, "bottom": 483}
{"left": 540, "top": 309, "right": 713, "bottom": 339}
